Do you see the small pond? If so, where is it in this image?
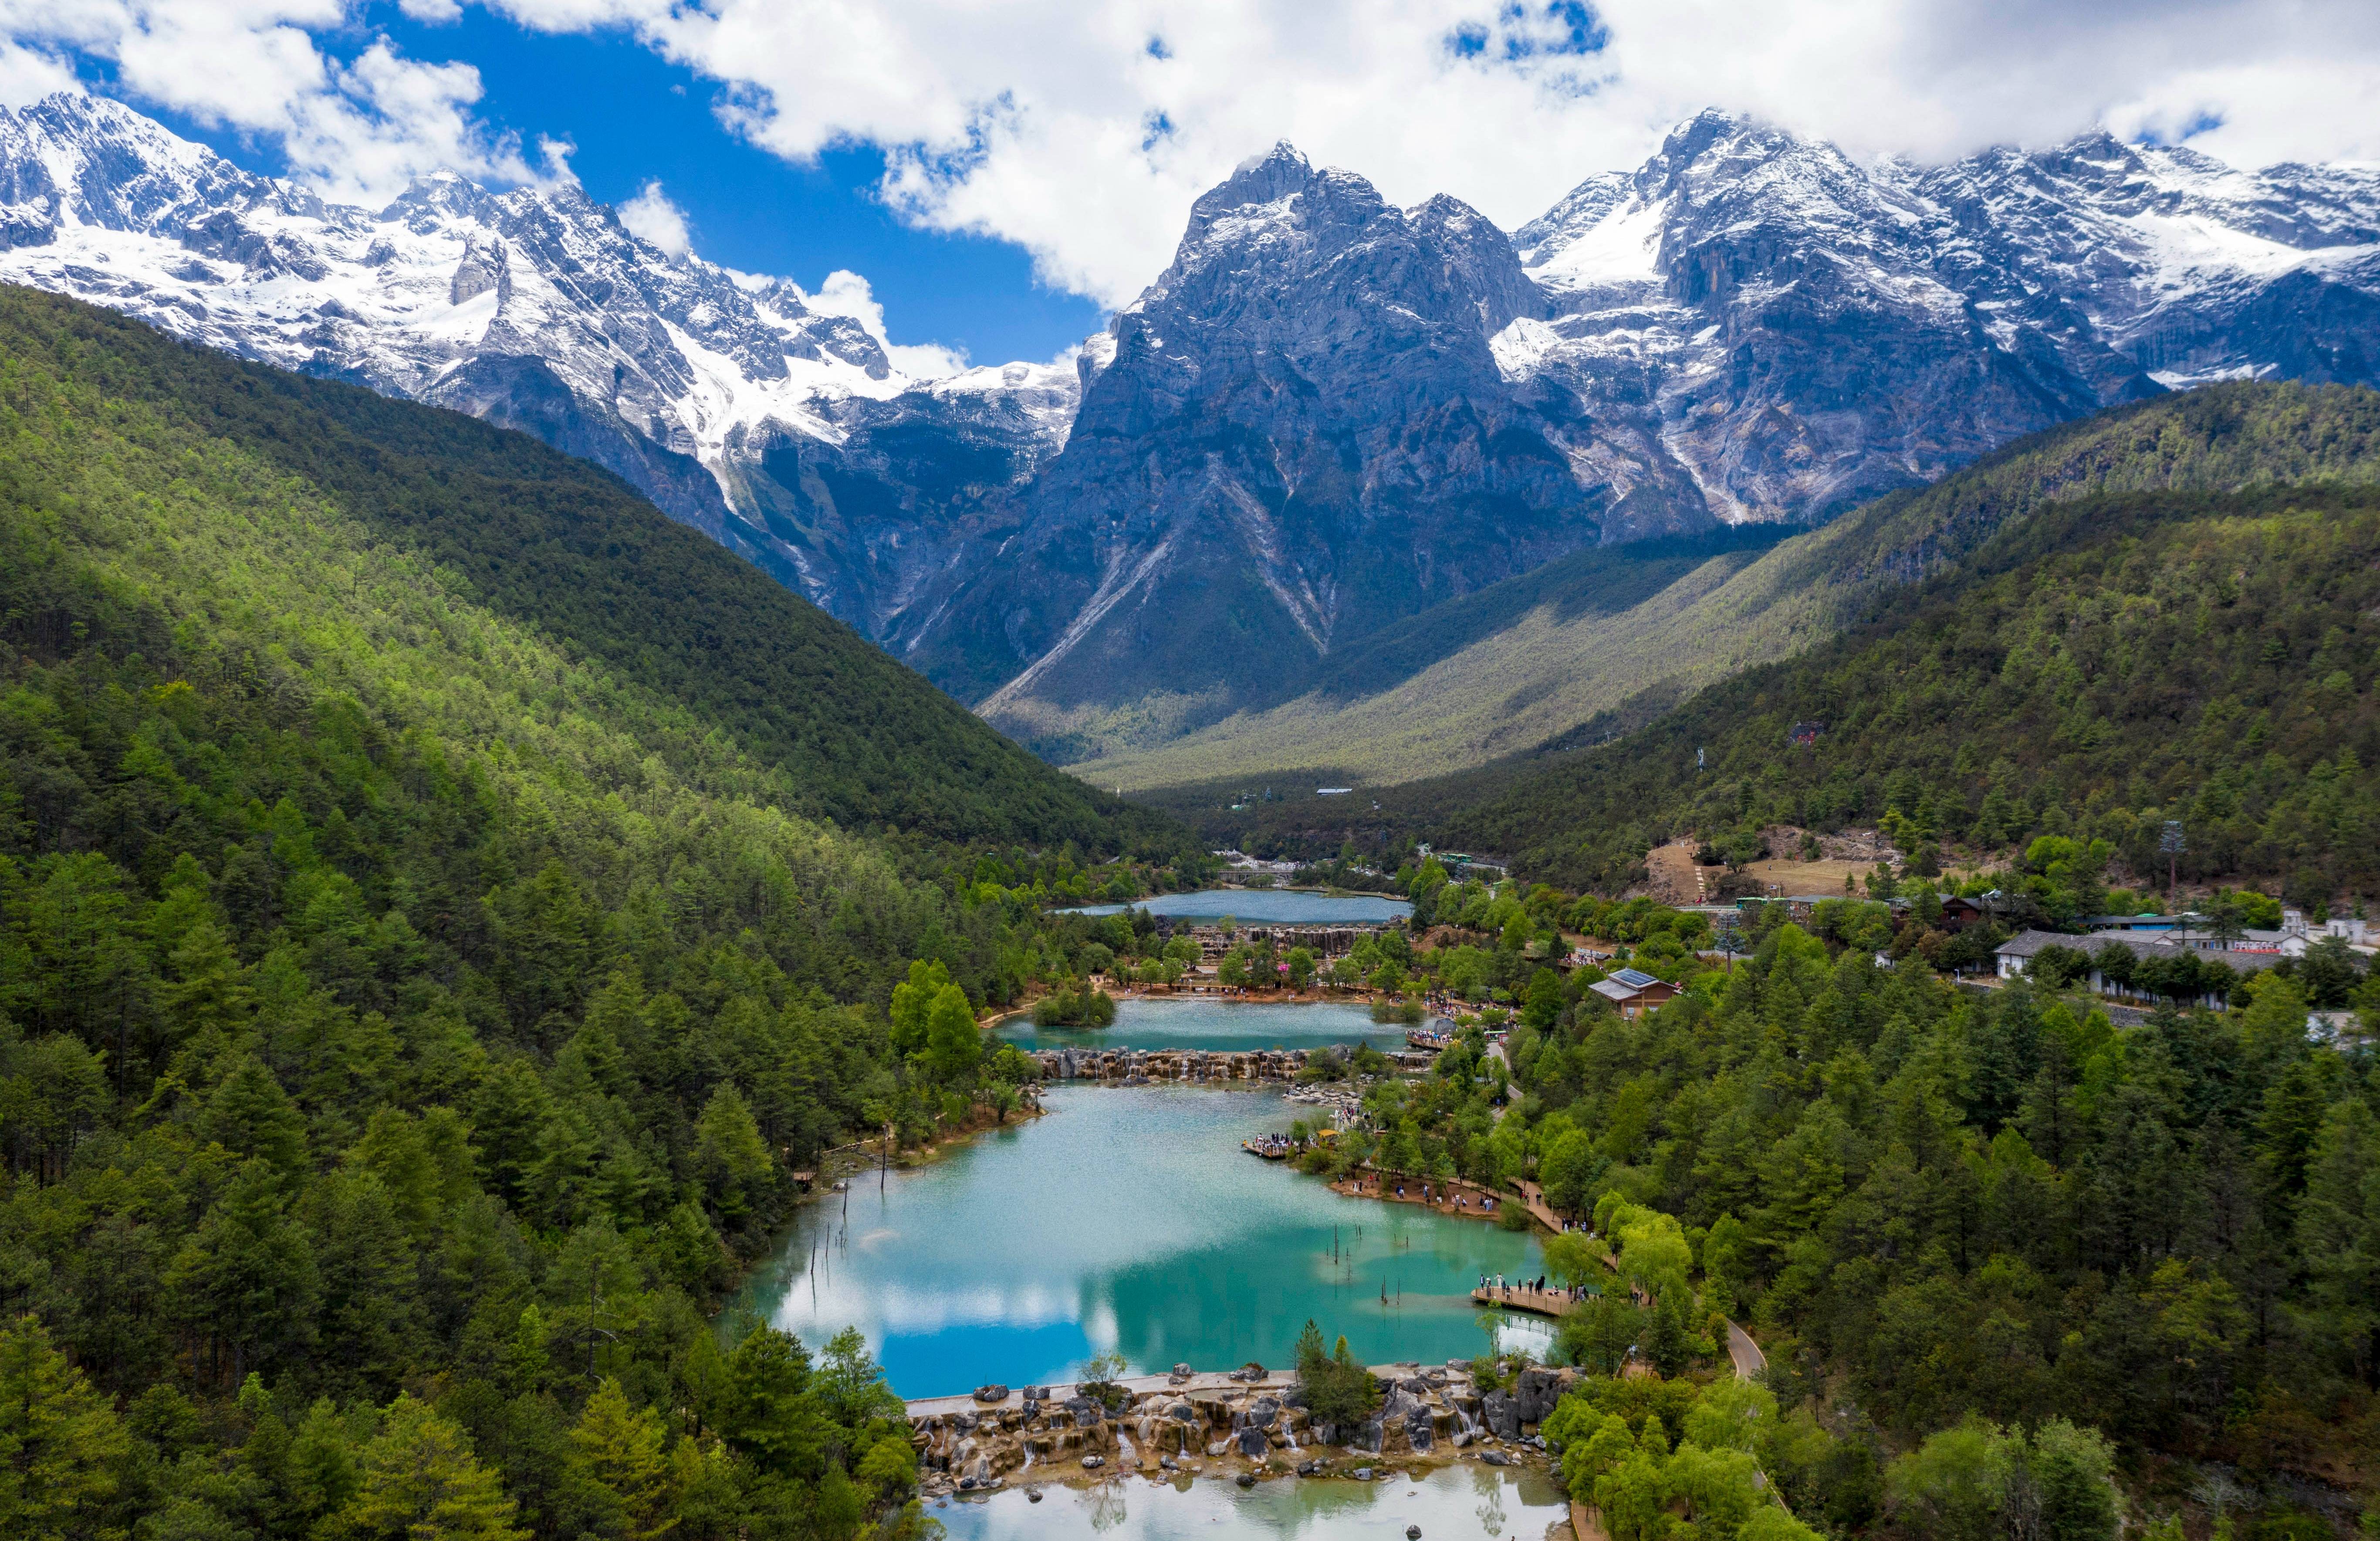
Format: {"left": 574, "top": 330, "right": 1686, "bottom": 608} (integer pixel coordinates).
{"left": 1059, "top": 889, "right": 1412, "bottom": 924}
{"left": 1000, "top": 997, "right": 1411, "bottom": 1054}
{"left": 734, "top": 1083, "right": 1547, "bottom": 1399}
{"left": 937, "top": 1463, "right": 1570, "bottom": 1541}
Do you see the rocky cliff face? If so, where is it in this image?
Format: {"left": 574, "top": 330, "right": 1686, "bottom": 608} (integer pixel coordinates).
{"left": 0, "top": 91, "right": 1074, "bottom": 642}
{"left": 7, "top": 93, "right": 2376, "bottom": 771}
{"left": 902, "top": 145, "right": 1622, "bottom": 755}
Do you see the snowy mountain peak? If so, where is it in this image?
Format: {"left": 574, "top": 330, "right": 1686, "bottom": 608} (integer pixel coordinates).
{"left": 1493, "top": 112, "right": 2380, "bottom": 527}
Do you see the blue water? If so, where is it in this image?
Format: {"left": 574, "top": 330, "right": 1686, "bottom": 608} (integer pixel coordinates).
{"left": 939, "top": 1463, "right": 1569, "bottom": 1540}
{"left": 1001, "top": 997, "right": 1410, "bottom": 1054}
{"left": 734, "top": 1084, "right": 1547, "bottom": 1399}
{"left": 1060, "top": 889, "right": 1412, "bottom": 923}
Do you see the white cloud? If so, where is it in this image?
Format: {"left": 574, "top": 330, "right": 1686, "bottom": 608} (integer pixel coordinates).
{"left": 0, "top": 39, "right": 73, "bottom": 107}
{"left": 616, "top": 177, "right": 690, "bottom": 254}
{"left": 467, "top": 0, "right": 2380, "bottom": 307}
{"left": 0, "top": 2, "right": 531, "bottom": 204}
{"left": 804, "top": 268, "right": 969, "bottom": 379}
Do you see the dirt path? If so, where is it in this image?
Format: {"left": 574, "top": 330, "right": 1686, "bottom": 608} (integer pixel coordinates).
{"left": 1642, "top": 841, "right": 1707, "bottom": 906}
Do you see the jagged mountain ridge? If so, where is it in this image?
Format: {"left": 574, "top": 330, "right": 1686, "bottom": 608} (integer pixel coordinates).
{"left": 1499, "top": 112, "right": 2380, "bottom": 529}
{"left": 941, "top": 119, "right": 2380, "bottom": 760}
{"left": 0, "top": 91, "right": 1075, "bottom": 642}
{"left": 4, "top": 93, "right": 2377, "bottom": 775}
{"left": 901, "top": 145, "right": 1623, "bottom": 754}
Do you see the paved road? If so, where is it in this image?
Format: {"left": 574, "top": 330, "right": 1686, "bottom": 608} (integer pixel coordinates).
{"left": 1726, "top": 1319, "right": 1768, "bottom": 1380}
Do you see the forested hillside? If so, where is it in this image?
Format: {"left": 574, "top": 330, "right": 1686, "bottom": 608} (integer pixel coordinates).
{"left": 1093, "top": 381, "right": 2380, "bottom": 795}
{"left": 0, "top": 288, "right": 1179, "bottom": 853}
{"left": 1437, "top": 479, "right": 2380, "bottom": 896}
{"left": 1329, "top": 912, "right": 2380, "bottom": 1534}
{"left": 0, "top": 288, "right": 1174, "bottom": 1540}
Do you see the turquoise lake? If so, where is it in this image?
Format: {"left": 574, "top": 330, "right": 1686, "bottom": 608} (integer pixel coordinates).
{"left": 998, "top": 996, "right": 1413, "bottom": 1054}
{"left": 1060, "top": 889, "right": 1412, "bottom": 923}
{"left": 938, "top": 1463, "right": 1569, "bottom": 1541}
{"left": 735, "top": 1082, "right": 1548, "bottom": 1399}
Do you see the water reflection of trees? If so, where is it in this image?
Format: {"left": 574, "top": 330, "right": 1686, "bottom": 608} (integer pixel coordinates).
{"left": 1088, "top": 1477, "right": 1128, "bottom": 1533}
{"left": 1472, "top": 1460, "right": 1509, "bottom": 1535}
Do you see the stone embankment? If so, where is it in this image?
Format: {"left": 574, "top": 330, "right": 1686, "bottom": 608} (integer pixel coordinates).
{"left": 1032, "top": 1046, "right": 1313, "bottom": 1082}
{"left": 907, "top": 1362, "right": 1573, "bottom": 1497}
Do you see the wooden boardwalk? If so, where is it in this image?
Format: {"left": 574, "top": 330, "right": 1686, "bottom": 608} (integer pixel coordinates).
{"left": 1469, "top": 1283, "right": 1585, "bottom": 1318}
{"left": 1337, "top": 1167, "right": 1771, "bottom": 1386}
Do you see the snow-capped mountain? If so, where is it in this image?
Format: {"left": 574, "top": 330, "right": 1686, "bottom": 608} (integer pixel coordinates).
{"left": 6, "top": 91, "right": 2377, "bottom": 770}
{"left": 0, "top": 91, "right": 1077, "bottom": 637}
{"left": 1504, "top": 111, "right": 2380, "bottom": 524}
{"left": 928, "top": 120, "right": 2380, "bottom": 759}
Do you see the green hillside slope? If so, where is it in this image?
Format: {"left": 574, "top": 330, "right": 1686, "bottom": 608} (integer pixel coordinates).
{"left": 1436, "top": 480, "right": 2380, "bottom": 893}
{"left": 0, "top": 288, "right": 1186, "bottom": 1539}
{"left": 0, "top": 287, "right": 1174, "bottom": 850}
{"left": 1086, "top": 382, "right": 2380, "bottom": 793}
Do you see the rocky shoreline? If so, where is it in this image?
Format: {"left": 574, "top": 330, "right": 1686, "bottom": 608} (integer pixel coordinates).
{"left": 907, "top": 1361, "right": 1574, "bottom": 1497}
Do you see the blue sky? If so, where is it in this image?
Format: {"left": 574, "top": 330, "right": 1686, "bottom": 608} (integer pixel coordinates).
{"left": 83, "top": 10, "right": 1106, "bottom": 368}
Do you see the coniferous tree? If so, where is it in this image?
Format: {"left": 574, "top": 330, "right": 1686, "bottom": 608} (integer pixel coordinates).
{"left": 338, "top": 1394, "right": 526, "bottom": 1541}
{"left": 0, "top": 1315, "right": 130, "bottom": 1540}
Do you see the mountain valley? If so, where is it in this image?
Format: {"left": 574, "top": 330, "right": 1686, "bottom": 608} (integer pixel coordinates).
{"left": 4, "top": 44, "right": 2380, "bottom": 1541}
{"left": 5, "top": 94, "right": 2378, "bottom": 777}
